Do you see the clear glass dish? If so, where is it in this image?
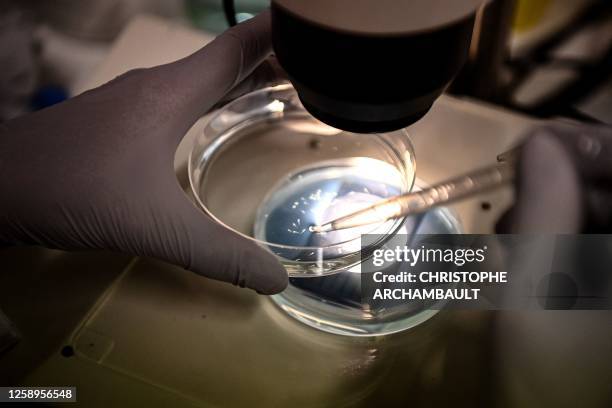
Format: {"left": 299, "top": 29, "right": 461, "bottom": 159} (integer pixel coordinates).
{"left": 188, "top": 84, "right": 461, "bottom": 336}
{"left": 189, "top": 84, "right": 416, "bottom": 277}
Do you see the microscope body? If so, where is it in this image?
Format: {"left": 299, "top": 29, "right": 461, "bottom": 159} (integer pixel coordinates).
{"left": 271, "top": 0, "right": 484, "bottom": 133}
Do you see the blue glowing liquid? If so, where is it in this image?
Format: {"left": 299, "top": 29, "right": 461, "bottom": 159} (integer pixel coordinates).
{"left": 253, "top": 158, "right": 403, "bottom": 254}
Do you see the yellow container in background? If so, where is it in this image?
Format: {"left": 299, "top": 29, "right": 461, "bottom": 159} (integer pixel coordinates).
{"left": 513, "top": 0, "right": 553, "bottom": 32}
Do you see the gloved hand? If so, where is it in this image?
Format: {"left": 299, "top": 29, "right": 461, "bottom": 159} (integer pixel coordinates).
{"left": 497, "top": 122, "right": 612, "bottom": 233}
{"left": 0, "top": 11, "right": 288, "bottom": 294}
{"left": 495, "top": 122, "right": 612, "bottom": 408}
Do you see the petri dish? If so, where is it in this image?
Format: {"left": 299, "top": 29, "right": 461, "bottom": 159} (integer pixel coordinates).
{"left": 189, "top": 84, "right": 461, "bottom": 336}
{"left": 189, "top": 84, "right": 416, "bottom": 277}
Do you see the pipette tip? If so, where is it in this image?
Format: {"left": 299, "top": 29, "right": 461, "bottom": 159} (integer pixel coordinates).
{"left": 310, "top": 224, "right": 332, "bottom": 233}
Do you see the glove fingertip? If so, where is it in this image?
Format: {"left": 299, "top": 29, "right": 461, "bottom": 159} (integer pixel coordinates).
{"left": 512, "top": 130, "right": 582, "bottom": 233}
{"left": 244, "top": 248, "right": 289, "bottom": 295}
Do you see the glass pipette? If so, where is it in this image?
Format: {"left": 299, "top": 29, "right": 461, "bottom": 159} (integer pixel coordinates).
{"left": 311, "top": 160, "right": 516, "bottom": 233}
